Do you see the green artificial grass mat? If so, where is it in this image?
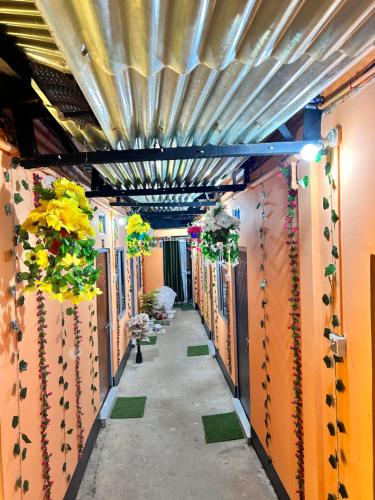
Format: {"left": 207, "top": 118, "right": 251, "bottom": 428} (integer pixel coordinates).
{"left": 187, "top": 344, "right": 209, "bottom": 357}
{"left": 140, "top": 336, "right": 157, "bottom": 345}
{"left": 110, "top": 397, "right": 147, "bottom": 419}
{"left": 202, "top": 412, "right": 244, "bottom": 443}
{"left": 174, "top": 303, "right": 194, "bottom": 311}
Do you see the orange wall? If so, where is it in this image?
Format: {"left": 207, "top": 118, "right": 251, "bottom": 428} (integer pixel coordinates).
{"left": 0, "top": 158, "right": 140, "bottom": 499}
{"left": 143, "top": 245, "right": 163, "bottom": 293}
{"left": 194, "top": 80, "right": 375, "bottom": 499}
{"left": 299, "top": 80, "right": 375, "bottom": 499}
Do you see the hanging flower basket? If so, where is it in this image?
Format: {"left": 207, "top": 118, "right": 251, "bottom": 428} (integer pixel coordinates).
{"left": 18, "top": 177, "right": 102, "bottom": 304}
{"left": 187, "top": 224, "right": 202, "bottom": 250}
{"left": 201, "top": 202, "right": 240, "bottom": 265}
{"left": 126, "top": 214, "right": 156, "bottom": 257}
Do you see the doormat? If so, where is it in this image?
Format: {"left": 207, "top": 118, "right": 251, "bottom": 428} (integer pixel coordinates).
{"left": 187, "top": 344, "right": 209, "bottom": 356}
{"left": 140, "top": 336, "right": 157, "bottom": 345}
{"left": 174, "top": 303, "right": 194, "bottom": 311}
{"left": 202, "top": 412, "right": 244, "bottom": 443}
{"left": 110, "top": 397, "right": 147, "bottom": 419}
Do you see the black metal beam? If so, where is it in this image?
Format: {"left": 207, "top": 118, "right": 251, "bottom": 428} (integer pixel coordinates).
{"left": 86, "top": 183, "right": 247, "bottom": 198}
{"left": 110, "top": 201, "right": 215, "bottom": 208}
{"left": 142, "top": 210, "right": 201, "bottom": 218}
{"left": 17, "top": 140, "right": 322, "bottom": 169}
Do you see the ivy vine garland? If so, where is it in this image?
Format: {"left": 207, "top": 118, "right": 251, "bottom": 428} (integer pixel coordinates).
{"left": 279, "top": 162, "right": 305, "bottom": 498}
{"left": 319, "top": 150, "right": 349, "bottom": 499}
{"left": 126, "top": 213, "right": 155, "bottom": 257}
{"left": 18, "top": 177, "right": 101, "bottom": 304}
{"left": 60, "top": 312, "right": 73, "bottom": 483}
{"left": 201, "top": 203, "right": 240, "bottom": 265}
{"left": 257, "top": 190, "right": 272, "bottom": 451}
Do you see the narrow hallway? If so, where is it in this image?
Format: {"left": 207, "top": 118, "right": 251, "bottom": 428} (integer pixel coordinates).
{"left": 77, "top": 309, "right": 276, "bottom": 500}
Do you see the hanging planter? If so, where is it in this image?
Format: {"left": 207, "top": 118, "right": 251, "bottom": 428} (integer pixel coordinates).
{"left": 18, "top": 177, "right": 101, "bottom": 304}
{"left": 187, "top": 224, "right": 202, "bottom": 250}
{"left": 126, "top": 214, "right": 156, "bottom": 257}
{"left": 201, "top": 203, "right": 240, "bottom": 265}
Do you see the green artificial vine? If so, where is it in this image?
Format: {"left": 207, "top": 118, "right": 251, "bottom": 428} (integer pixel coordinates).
{"left": 320, "top": 149, "right": 348, "bottom": 499}
{"left": 279, "top": 161, "right": 305, "bottom": 499}
{"left": 8, "top": 168, "right": 31, "bottom": 495}
{"left": 257, "top": 189, "right": 272, "bottom": 451}
{"left": 88, "top": 303, "right": 98, "bottom": 415}
{"left": 60, "top": 312, "right": 73, "bottom": 483}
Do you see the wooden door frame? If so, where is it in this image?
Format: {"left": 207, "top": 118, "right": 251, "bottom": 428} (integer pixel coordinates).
{"left": 234, "top": 246, "right": 250, "bottom": 420}
{"left": 97, "top": 248, "right": 114, "bottom": 390}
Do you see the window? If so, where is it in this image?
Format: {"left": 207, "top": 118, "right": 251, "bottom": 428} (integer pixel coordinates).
{"left": 115, "top": 249, "right": 126, "bottom": 317}
{"left": 216, "top": 262, "right": 229, "bottom": 321}
{"left": 98, "top": 213, "right": 106, "bottom": 234}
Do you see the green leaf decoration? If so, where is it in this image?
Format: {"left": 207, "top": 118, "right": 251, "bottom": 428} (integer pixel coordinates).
{"left": 298, "top": 175, "right": 309, "bottom": 188}
{"left": 64, "top": 382, "right": 68, "bottom": 390}
{"left": 326, "top": 394, "right": 334, "bottom": 407}
{"left": 336, "top": 379, "right": 345, "bottom": 392}
{"left": 59, "top": 397, "right": 64, "bottom": 406}
{"left": 21, "top": 180, "right": 29, "bottom": 191}
{"left": 327, "top": 493, "right": 337, "bottom": 500}
{"left": 17, "top": 295, "right": 25, "bottom": 307}
{"left": 338, "top": 483, "right": 348, "bottom": 498}
{"left": 62, "top": 462, "right": 67, "bottom": 472}
{"left": 17, "top": 330, "right": 23, "bottom": 342}
{"left": 4, "top": 171, "right": 10, "bottom": 182}
{"left": 332, "top": 315, "right": 340, "bottom": 328}
{"left": 13, "top": 442, "right": 20, "bottom": 456}
{"left": 64, "top": 401, "right": 70, "bottom": 410}
{"left": 323, "top": 226, "right": 330, "bottom": 241}
{"left": 331, "top": 245, "right": 339, "bottom": 259}
{"left": 325, "top": 264, "right": 336, "bottom": 277}
{"left": 324, "top": 328, "right": 331, "bottom": 339}
{"left": 61, "top": 419, "right": 66, "bottom": 429}
{"left": 66, "top": 474, "right": 71, "bottom": 482}
{"left": 328, "top": 454, "right": 338, "bottom": 469}
{"left": 23, "top": 480, "right": 29, "bottom": 492}
{"left": 331, "top": 209, "right": 339, "bottom": 224}
{"left": 21, "top": 447, "right": 27, "bottom": 460}
{"left": 323, "top": 355, "right": 333, "bottom": 368}
{"left": 13, "top": 193, "right": 24, "bottom": 204}
{"left": 322, "top": 294, "right": 330, "bottom": 306}
{"left": 325, "top": 162, "right": 331, "bottom": 177}
{"left": 21, "top": 433, "right": 31, "bottom": 444}
{"left": 15, "top": 477, "right": 22, "bottom": 489}
{"left": 336, "top": 420, "right": 346, "bottom": 433}
{"left": 19, "top": 360, "right": 28, "bottom": 372}
{"left": 327, "top": 422, "right": 335, "bottom": 436}
{"left": 323, "top": 197, "right": 329, "bottom": 210}
{"left": 66, "top": 307, "right": 74, "bottom": 316}
{"left": 12, "top": 416, "right": 19, "bottom": 428}
{"left": 19, "top": 387, "right": 27, "bottom": 400}
{"left": 67, "top": 428, "right": 73, "bottom": 435}
{"left": 58, "top": 355, "right": 63, "bottom": 364}
{"left": 59, "top": 376, "right": 64, "bottom": 385}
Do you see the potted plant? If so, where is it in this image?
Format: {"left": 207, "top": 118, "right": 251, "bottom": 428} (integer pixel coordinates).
{"left": 126, "top": 313, "right": 150, "bottom": 364}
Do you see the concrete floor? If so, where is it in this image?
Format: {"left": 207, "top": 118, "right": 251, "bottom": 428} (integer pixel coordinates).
{"left": 77, "top": 309, "right": 276, "bottom": 500}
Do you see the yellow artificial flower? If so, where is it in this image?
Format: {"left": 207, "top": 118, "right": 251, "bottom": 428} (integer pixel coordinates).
{"left": 54, "top": 178, "right": 91, "bottom": 211}
{"left": 61, "top": 253, "right": 81, "bottom": 268}
{"left": 36, "top": 281, "right": 53, "bottom": 293}
{"left": 36, "top": 249, "right": 49, "bottom": 269}
{"left": 21, "top": 200, "right": 49, "bottom": 233}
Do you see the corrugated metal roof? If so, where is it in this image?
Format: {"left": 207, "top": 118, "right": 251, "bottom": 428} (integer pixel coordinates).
{"left": 2, "top": 0, "right": 375, "bottom": 202}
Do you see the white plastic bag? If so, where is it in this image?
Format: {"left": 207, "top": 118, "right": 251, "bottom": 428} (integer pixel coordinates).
{"left": 156, "top": 286, "right": 177, "bottom": 311}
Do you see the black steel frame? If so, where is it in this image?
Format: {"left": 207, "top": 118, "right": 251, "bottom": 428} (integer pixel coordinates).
{"left": 17, "top": 139, "right": 321, "bottom": 169}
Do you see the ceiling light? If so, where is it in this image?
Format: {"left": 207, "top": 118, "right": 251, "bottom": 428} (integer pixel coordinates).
{"left": 300, "top": 143, "right": 321, "bottom": 162}
{"left": 118, "top": 217, "right": 126, "bottom": 226}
